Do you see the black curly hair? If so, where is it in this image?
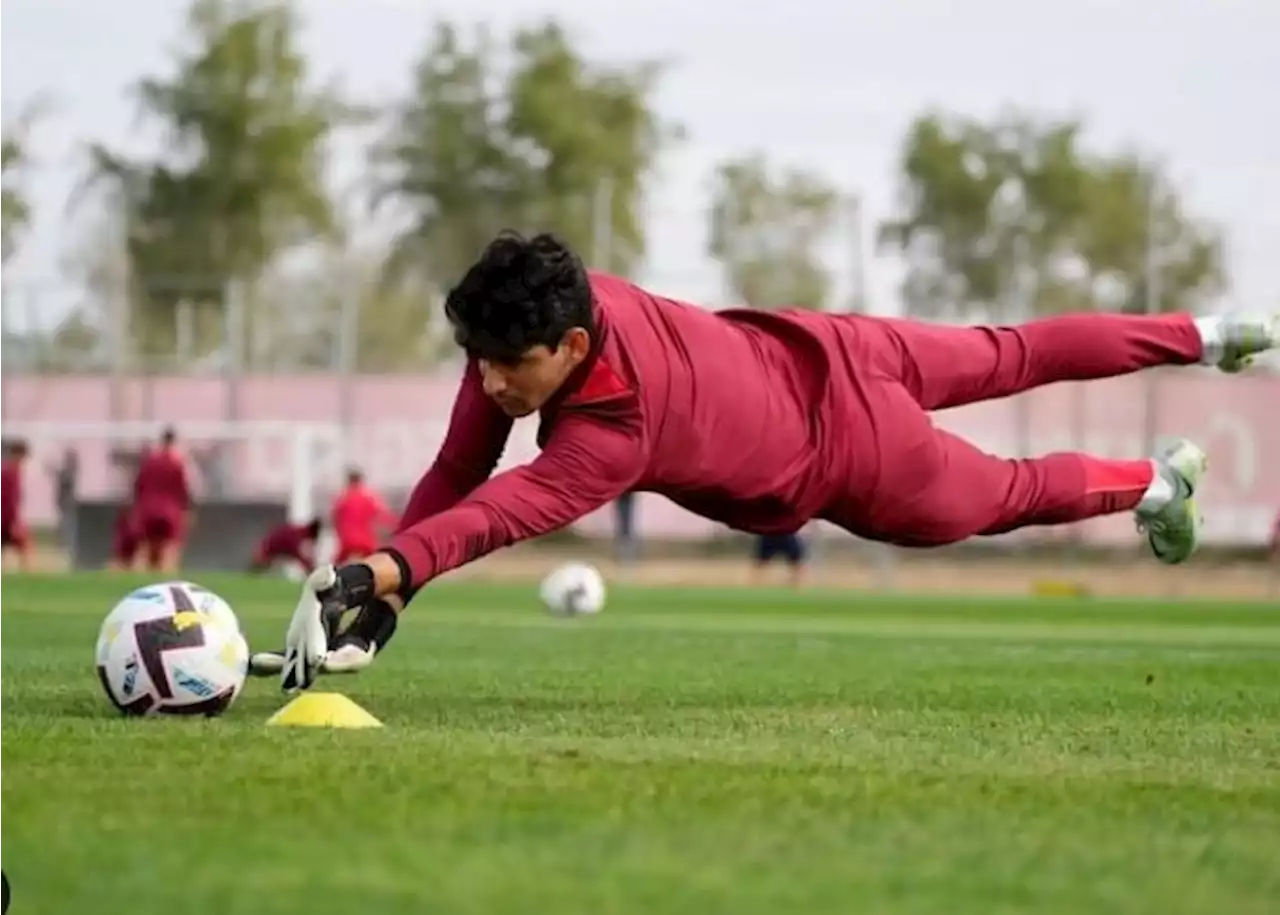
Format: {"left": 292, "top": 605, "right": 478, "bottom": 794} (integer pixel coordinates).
{"left": 445, "top": 231, "right": 595, "bottom": 364}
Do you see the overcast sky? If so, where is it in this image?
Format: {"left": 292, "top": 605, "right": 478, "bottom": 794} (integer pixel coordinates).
{"left": 3, "top": 0, "right": 1278, "bottom": 331}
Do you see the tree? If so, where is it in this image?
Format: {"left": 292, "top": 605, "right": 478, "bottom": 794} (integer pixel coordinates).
{"left": 1078, "top": 156, "right": 1225, "bottom": 314}
{"left": 2, "top": 99, "right": 48, "bottom": 264}
{"left": 78, "top": 0, "right": 359, "bottom": 362}
{"left": 878, "top": 112, "right": 1091, "bottom": 322}
{"left": 371, "top": 23, "right": 526, "bottom": 296}
{"left": 879, "top": 110, "right": 1225, "bottom": 321}
{"left": 505, "top": 21, "right": 678, "bottom": 274}
{"left": 374, "top": 19, "right": 679, "bottom": 295}
{"left": 707, "top": 154, "right": 840, "bottom": 309}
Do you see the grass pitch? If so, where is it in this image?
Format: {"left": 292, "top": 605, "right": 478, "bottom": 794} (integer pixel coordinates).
{"left": 2, "top": 572, "right": 1279, "bottom": 914}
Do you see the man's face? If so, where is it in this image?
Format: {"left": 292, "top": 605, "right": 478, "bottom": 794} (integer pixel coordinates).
{"left": 478, "top": 328, "right": 590, "bottom": 417}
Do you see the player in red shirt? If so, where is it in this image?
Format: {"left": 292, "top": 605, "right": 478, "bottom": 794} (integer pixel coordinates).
{"left": 251, "top": 232, "right": 1279, "bottom": 687}
{"left": 251, "top": 518, "right": 323, "bottom": 574}
{"left": 330, "top": 469, "right": 396, "bottom": 563}
{"left": 131, "top": 427, "right": 193, "bottom": 573}
{"left": 1, "top": 440, "right": 32, "bottom": 572}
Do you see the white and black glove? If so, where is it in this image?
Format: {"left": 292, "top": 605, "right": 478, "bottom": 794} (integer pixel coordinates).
{"left": 251, "top": 564, "right": 399, "bottom": 686}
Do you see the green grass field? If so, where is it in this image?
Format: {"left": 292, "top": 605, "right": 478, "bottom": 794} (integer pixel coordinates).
{"left": 3, "top": 572, "right": 1279, "bottom": 915}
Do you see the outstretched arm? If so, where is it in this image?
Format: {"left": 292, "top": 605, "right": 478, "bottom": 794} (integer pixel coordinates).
{"left": 339, "top": 411, "right": 644, "bottom": 607}
{"left": 397, "top": 360, "right": 514, "bottom": 530}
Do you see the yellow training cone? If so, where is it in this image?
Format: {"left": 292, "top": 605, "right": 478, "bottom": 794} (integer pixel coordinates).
{"left": 266, "top": 692, "right": 383, "bottom": 729}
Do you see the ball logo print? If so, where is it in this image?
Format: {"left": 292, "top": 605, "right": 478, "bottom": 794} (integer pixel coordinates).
{"left": 173, "top": 667, "right": 217, "bottom": 698}
{"left": 121, "top": 654, "right": 140, "bottom": 697}
{"left": 134, "top": 611, "right": 208, "bottom": 701}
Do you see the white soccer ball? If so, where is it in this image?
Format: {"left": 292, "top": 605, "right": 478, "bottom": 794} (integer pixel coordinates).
{"left": 539, "top": 561, "right": 607, "bottom": 616}
{"left": 94, "top": 581, "right": 249, "bottom": 717}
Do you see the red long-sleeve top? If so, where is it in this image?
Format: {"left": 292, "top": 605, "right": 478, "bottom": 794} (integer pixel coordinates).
{"left": 133, "top": 447, "right": 192, "bottom": 517}
{"left": 1, "top": 459, "right": 23, "bottom": 526}
{"left": 386, "top": 271, "right": 836, "bottom": 588}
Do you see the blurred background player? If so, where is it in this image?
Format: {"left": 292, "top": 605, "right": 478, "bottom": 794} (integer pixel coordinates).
{"left": 132, "top": 426, "right": 193, "bottom": 573}
{"left": 751, "top": 531, "right": 809, "bottom": 588}
{"left": 1271, "top": 507, "right": 1280, "bottom": 596}
{"left": 251, "top": 517, "right": 323, "bottom": 575}
{"left": 614, "top": 491, "right": 640, "bottom": 565}
{"left": 331, "top": 468, "right": 395, "bottom": 563}
{"left": 2, "top": 440, "right": 32, "bottom": 572}
{"left": 108, "top": 504, "right": 141, "bottom": 571}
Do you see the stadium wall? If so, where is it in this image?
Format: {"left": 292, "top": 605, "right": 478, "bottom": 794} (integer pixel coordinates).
{"left": 3, "top": 365, "right": 1278, "bottom": 545}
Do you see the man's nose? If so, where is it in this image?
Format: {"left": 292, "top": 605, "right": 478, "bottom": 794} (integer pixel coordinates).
{"left": 479, "top": 362, "right": 506, "bottom": 397}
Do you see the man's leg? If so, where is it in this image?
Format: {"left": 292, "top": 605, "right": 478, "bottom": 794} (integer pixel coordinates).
{"left": 748, "top": 536, "right": 772, "bottom": 586}
{"left": 247, "top": 547, "right": 272, "bottom": 574}
{"left": 110, "top": 527, "right": 138, "bottom": 571}
{"left": 614, "top": 492, "right": 639, "bottom": 564}
{"left": 844, "top": 430, "right": 1205, "bottom": 561}
{"left": 861, "top": 312, "right": 1276, "bottom": 411}
{"left": 11, "top": 529, "right": 32, "bottom": 572}
{"left": 155, "top": 527, "right": 181, "bottom": 573}
{"left": 825, "top": 384, "right": 1207, "bottom": 562}
{"left": 2, "top": 523, "right": 32, "bottom": 572}
{"left": 782, "top": 533, "right": 809, "bottom": 589}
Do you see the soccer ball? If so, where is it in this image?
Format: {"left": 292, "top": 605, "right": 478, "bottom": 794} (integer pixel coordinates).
{"left": 539, "top": 561, "right": 607, "bottom": 616}
{"left": 94, "top": 581, "right": 249, "bottom": 717}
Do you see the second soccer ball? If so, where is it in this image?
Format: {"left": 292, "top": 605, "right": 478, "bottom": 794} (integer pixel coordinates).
{"left": 539, "top": 562, "right": 607, "bottom": 616}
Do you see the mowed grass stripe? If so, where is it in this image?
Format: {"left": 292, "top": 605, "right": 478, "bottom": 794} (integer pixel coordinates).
{"left": 412, "top": 609, "right": 1280, "bottom": 648}
{"left": 8, "top": 601, "right": 1280, "bottom": 649}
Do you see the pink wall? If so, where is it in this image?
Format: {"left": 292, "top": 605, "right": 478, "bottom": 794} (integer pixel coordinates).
{"left": 4, "top": 367, "right": 1278, "bottom": 544}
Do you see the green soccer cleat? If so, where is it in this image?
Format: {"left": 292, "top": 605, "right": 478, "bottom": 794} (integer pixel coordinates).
{"left": 1135, "top": 438, "right": 1208, "bottom": 564}
{"left": 1214, "top": 313, "right": 1279, "bottom": 373}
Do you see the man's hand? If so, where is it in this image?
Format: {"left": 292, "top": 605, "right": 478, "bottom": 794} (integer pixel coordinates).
{"left": 280, "top": 561, "right": 386, "bottom": 692}
{"left": 282, "top": 565, "right": 348, "bottom": 692}
{"left": 255, "top": 557, "right": 402, "bottom": 684}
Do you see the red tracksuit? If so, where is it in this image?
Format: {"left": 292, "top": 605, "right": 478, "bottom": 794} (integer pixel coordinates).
{"left": 133, "top": 448, "right": 191, "bottom": 560}
{"left": 112, "top": 505, "right": 141, "bottom": 565}
{"left": 1, "top": 458, "right": 28, "bottom": 550}
{"left": 255, "top": 522, "right": 317, "bottom": 572}
{"left": 386, "top": 272, "right": 1202, "bottom": 588}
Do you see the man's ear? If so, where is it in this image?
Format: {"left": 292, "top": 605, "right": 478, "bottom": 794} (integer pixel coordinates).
{"left": 561, "top": 326, "right": 591, "bottom": 364}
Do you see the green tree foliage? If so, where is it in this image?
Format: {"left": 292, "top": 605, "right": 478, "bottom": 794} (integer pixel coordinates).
{"left": 1078, "top": 156, "right": 1225, "bottom": 313}
{"left": 505, "top": 21, "right": 677, "bottom": 274}
{"left": 79, "top": 0, "right": 359, "bottom": 362}
{"left": 707, "top": 154, "right": 840, "bottom": 309}
{"left": 371, "top": 23, "right": 523, "bottom": 295}
{"left": 375, "top": 19, "right": 678, "bottom": 295}
{"left": 1, "top": 100, "right": 48, "bottom": 264}
{"left": 879, "top": 111, "right": 1225, "bottom": 321}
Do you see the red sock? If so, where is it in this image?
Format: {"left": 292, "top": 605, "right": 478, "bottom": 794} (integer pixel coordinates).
{"left": 1079, "top": 456, "right": 1153, "bottom": 514}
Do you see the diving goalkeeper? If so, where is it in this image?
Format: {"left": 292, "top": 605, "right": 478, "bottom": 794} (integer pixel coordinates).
{"left": 250, "top": 231, "right": 1278, "bottom": 690}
